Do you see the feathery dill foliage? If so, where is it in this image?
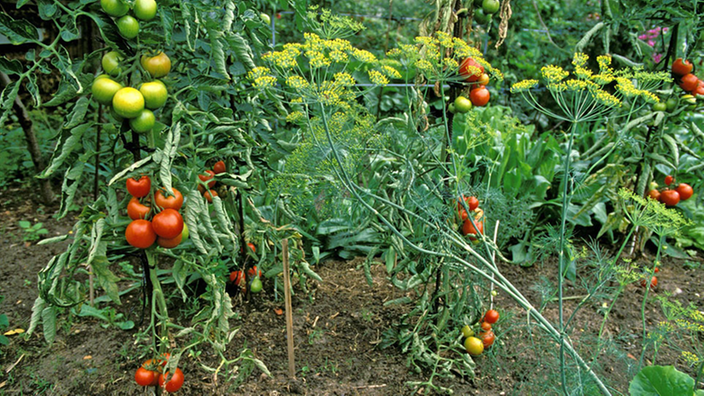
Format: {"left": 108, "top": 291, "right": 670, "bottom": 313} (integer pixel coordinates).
{"left": 511, "top": 53, "right": 670, "bottom": 122}
{"left": 652, "top": 297, "right": 704, "bottom": 368}
{"left": 617, "top": 188, "right": 691, "bottom": 237}
{"left": 305, "top": 6, "right": 365, "bottom": 40}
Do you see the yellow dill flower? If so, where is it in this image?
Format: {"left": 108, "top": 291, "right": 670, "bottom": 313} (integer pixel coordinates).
{"left": 291, "top": 97, "right": 303, "bottom": 104}
{"left": 285, "top": 75, "right": 309, "bottom": 90}
{"left": 591, "top": 73, "right": 615, "bottom": 85}
{"left": 436, "top": 31, "right": 453, "bottom": 48}
{"left": 453, "top": 39, "right": 482, "bottom": 59}
{"left": 510, "top": 79, "right": 538, "bottom": 93}
{"left": 542, "top": 65, "right": 569, "bottom": 84}
{"left": 380, "top": 65, "right": 401, "bottom": 79}
{"left": 681, "top": 351, "right": 701, "bottom": 366}
{"left": 286, "top": 111, "right": 306, "bottom": 123}
{"left": 386, "top": 48, "right": 402, "bottom": 58}
{"left": 415, "top": 36, "right": 437, "bottom": 47}
{"left": 304, "top": 32, "right": 324, "bottom": 51}
{"left": 597, "top": 55, "right": 613, "bottom": 73}
{"left": 248, "top": 67, "right": 276, "bottom": 89}
{"left": 548, "top": 82, "right": 567, "bottom": 92}
{"left": 307, "top": 51, "right": 331, "bottom": 68}
{"left": 267, "top": 47, "right": 299, "bottom": 69}
{"left": 352, "top": 48, "right": 377, "bottom": 63}
{"left": 414, "top": 59, "right": 433, "bottom": 73}
{"left": 334, "top": 72, "right": 355, "bottom": 87}
{"left": 575, "top": 66, "right": 593, "bottom": 79}
{"left": 325, "top": 38, "right": 352, "bottom": 52}
{"left": 369, "top": 70, "right": 389, "bottom": 86}
{"left": 442, "top": 58, "right": 459, "bottom": 71}
{"left": 329, "top": 50, "right": 349, "bottom": 63}
{"left": 689, "top": 310, "right": 704, "bottom": 322}
{"left": 572, "top": 53, "right": 589, "bottom": 67}
{"left": 564, "top": 79, "right": 588, "bottom": 91}
{"left": 593, "top": 89, "right": 621, "bottom": 108}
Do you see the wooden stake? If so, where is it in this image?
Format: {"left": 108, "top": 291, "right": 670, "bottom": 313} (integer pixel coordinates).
{"left": 282, "top": 239, "right": 296, "bottom": 378}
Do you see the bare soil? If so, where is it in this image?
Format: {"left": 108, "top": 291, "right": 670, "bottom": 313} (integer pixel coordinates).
{"left": 0, "top": 182, "right": 702, "bottom": 395}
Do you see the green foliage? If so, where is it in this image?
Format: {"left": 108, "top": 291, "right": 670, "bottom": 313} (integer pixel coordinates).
{"left": 18, "top": 220, "right": 48, "bottom": 242}
{"left": 629, "top": 365, "right": 704, "bottom": 396}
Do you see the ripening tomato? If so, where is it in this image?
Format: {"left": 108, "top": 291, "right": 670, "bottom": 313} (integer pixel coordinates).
{"left": 247, "top": 242, "right": 256, "bottom": 253}
{"left": 113, "top": 87, "right": 145, "bottom": 119}
{"left": 467, "top": 196, "right": 479, "bottom": 211}
{"left": 134, "top": 0, "right": 157, "bottom": 21}
{"left": 135, "top": 367, "right": 157, "bottom": 387}
{"left": 454, "top": 96, "right": 473, "bottom": 113}
{"left": 199, "top": 170, "right": 216, "bottom": 188}
{"left": 230, "top": 270, "right": 244, "bottom": 285}
{"left": 157, "top": 233, "right": 182, "bottom": 249}
{"left": 480, "top": 330, "right": 495, "bottom": 348}
{"left": 139, "top": 80, "right": 168, "bottom": 110}
{"left": 470, "top": 86, "right": 490, "bottom": 106}
{"left": 213, "top": 160, "right": 226, "bottom": 174}
{"left": 484, "top": 309, "right": 499, "bottom": 324}
{"left": 647, "top": 189, "right": 660, "bottom": 201}
{"left": 675, "top": 183, "right": 693, "bottom": 201}
{"left": 462, "top": 219, "right": 484, "bottom": 239}
{"left": 464, "top": 336, "right": 484, "bottom": 356}
{"left": 101, "top": 51, "right": 123, "bottom": 77}
{"left": 204, "top": 190, "right": 218, "bottom": 203}
{"left": 659, "top": 189, "right": 680, "bottom": 206}
{"left": 459, "top": 57, "right": 485, "bottom": 82}
{"left": 126, "top": 175, "right": 151, "bottom": 198}
{"left": 155, "top": 188, "right": 184, "bottom": 210}
{"left": 248, "top": 265, "right": 262, "bottom": 278}
{"left": 92, "top": 76, "right": 123, "bottom": 105}
{"left": 478, "top": 73, "right": 490, "bottom": 86}
{"left": 116, "top": 15, "right": 140, "bottom": 39}
{"left": 158, "top": 368, "right": 184, "bottom": 393}
{"left": 480, "top": 322, "right": 492, "bottom": 331}
{"left": 664, "top": 175, "right": 674, "bottom": 186}
{"left": 640, "top": 276, "right": 657, "bottom": 290}
{"left": 141, "top": 52, "right": 172, "bottom": 78}
{"left": 671, "top": 58, "right": 693, "bottom": 77}
{"left": 461, "top": 325, "right": 474, "bottom": 338}
{"left": 152, "top": 208, "right": 184, "bottom": 239}
{"left": 459, "top": 209, "right": 469, "bottom": 221}
{"left": 127, "top": 197, "right": 151, "bottom": 220}
{"left": 125, "top": 219, "right": 156, "bottom": 249}
{"left": 679, "top": 73, "right": 699, "bottom": 92}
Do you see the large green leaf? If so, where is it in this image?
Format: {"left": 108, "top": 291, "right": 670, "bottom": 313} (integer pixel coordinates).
{"left": 629, "top": 365, "right": 702, "bottom": 396}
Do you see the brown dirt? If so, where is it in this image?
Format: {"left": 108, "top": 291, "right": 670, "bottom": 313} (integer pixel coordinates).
{"left": 0, "top": 182, "right": 702, "bottom": 395}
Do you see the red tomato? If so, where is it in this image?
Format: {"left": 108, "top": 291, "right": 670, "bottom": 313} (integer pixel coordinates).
{"left": 158, "top": 368, "right": 184, "bottom": 393}
{"left": 672, "top": 58, "right": 693, "bottom": 77}
{"left": 676, "top": 183, "right": 693, "bottom": 201}
{"left": 457, "top": 195, "right": 479, "bottom": 211}
{"left": 248, "top": 265, "right": 262, "bottom": 278}
{"left": 125, "top": 219, "right": 156, "bottom": 249}
{"left": 155, "top": 188, "right": 184, "bottom": 210}
{"left": 646, "top": 189, "right": 660, "bottom": 201}
{"left": 659, "top": 189, "right": 680, "bottom": 207}
{"left": 127, "top": 197, "right": 151, "bottom": 220}
{"left": 152, "top": 208, "right": 184, "bottom": 239}
{"left": 459, "top": 209, "right": 469, "bottom": 221}
{"left": 480, "top": 322, "right": 492, "bottom": 331}
{"left": 213, "top": 160, "right": 226, "bottom": 174}
{"left": 640, "top": 276, "right": 657, "bottom": 290}
{"left": 230, "top": 270, "right": 243, "bottom": 285}
{"left": 157, "top": 233, "right": 182, "bottom": 249}
{"left": 135, "top": 367, "right": 157, "bottom": 387}
{"left": 484, "top": 309, "right": 499, "bottom": 324}
{"left": 654, "top": 267, "right": 660, "bottom": 273}
{"left": 679, "top": 73, "right": 699, "bottom": 92}
{"left": 480, "top": 330, "right": 495, "bottom": 348}
{"left": 470, "top": 86, "right": 490, "bottom": 106}
{"left": 127, "top": 175, "right": 151, "bottom": 198}
{"left": 664, "top": 175, "right": 674, "bottom": 186}
{"left": 199, "top": 170, "right": 216, "bottom": 188}
{"left": 459, "top": 57, "right": 485, "bottom": 82}
{"left": 247, "top": 242, "right": 256, "bottom": 253}
{"left": 204, "top": 189, "right": 218, "bottom": 203}
{"left": 462, "top": 219, "right": 484, "bottom": 239}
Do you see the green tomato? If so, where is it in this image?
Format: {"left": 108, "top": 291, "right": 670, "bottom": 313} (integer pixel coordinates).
{"left": 474, "top": 8, "right": 490, "bottom": 24}
{"left": 100, "top": 0, "right": 129, "bottom": 17}
{"left": 101, "top": 51, "right": 123, "bottom": 77}
{"left": 482, "top": 0, "right": 500, "bottom": 14}
{"left": 116, "top": 15, "right": 139, "bottom": 39}
{"left": 653, "top": 102, "right": 667, "bottom": 112}
{"left": 91, "top": 76, "right": 123, "bottom": 105}
{"left": 454, "top": 96, "right": 473, "bottom": 113}
{"left": 129, "top": 109, "right": 156, "bottom": 133}
{"left": 461, "top": 325, "right": 474, "bottom": 338}
{"left": 473, "top": 0, "right": 483, "bottom": 6}
{"left": 250, "top": 277, "right": 263, "bottom": 293}
{"left": 448, "top": 103, "right": 456, "bottom": 113}
{"left": 261, "top": 13, "right": 271, "bottom": 25}
{"left": 666, "top": 97, "right": 678, "bottom": 112}
{"left": 139, "top": 80, "right": 168, "bottom": 110}
{"left": 134, "top": 0, "right": 157, "bottom": 21}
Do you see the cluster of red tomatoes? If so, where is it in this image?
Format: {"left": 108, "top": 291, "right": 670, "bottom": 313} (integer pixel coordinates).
{"left": 125, "top": 176, "right": 187, "bottom": 249}
{"left": 451, "top": 58, "right": 491, "bottom": 114}
{"left": 647, "top": 175, "right": 693, "bottom": 207}
{"left": 197, "top": 160, "right": 227, "bottom": 202}
{"left": 229, "top": 249, "right": 264, "bottom": 294}
{"left": 134, "top": 353, "right": 184, "bottom": 393}
{"left": 672, "top": 58, "right": 704, "bottom": 97}
{"left": 640, "top": 266, "right": 659, "bottom": 290}
{"left": 457, "top": 195, "right": 484, "bottom": 240}
{"left": 462, "top": 309, "right": 499, "bottom": 356}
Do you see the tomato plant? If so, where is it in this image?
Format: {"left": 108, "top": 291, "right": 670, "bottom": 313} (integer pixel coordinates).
{"left": 462, "top": 219, "right": 484, "bottom": 238}
{"left": 641, "top": 276, "right": 658, "bottom": 290}
{"left": 248, "top": 265, "right": 262, "bottom": 277}
{"left": 127, "top": 197, "right": 151, "bottom": 220}
{"left": 250, "top": 277, "right": 263, "bottom": 293}
{"left": 157, "top": 233, "right": 182, "bottom": 249}
{"left": 203, "top": 190, "right": 218, "bottom": 203}
{"left": 139, "top": 81, "right": 168, "bottom": 110}
{"left": 482, "top": 0, "right": 500, "bottom": 14}
{"left": 155, "top": 188, "right": 184, "bottom": 210}
{"left": 199, "top": 170, "right": 216, "bottom": 188}
{"left": 126, "top": 176, "right": 151, "bottom": 198}
{"left": 113, "top": 88, "right": 146, "bottom": 118}
{"left": 152, "top": 209, "right": 184, "bottom": 239}
{"left": 454, "top": 96, "right": 472, "bottom": 113}
{"left": 125, "top": 219, "right": 157, "bottom": 249}
{"left": 646, "top": 189, "right": 660, "bottom": 201}
{"left": 470, "top": 86, "right": 490, "bottom": 106}
{"left": 659, "top": 189, "right": 680, "bottom": 207}
{"left": 679, "top": 73, "right": 699, "bottom": 92}
{"left": 101, "top": 51, "right": 123, "bottom": 77}
{"left": 158, "top": 368, "right": 184, "bottom": 393}
{"left": 653, "top": 102, "right": 667, "bottom": 112}
{"left": 480, "top": 321, "right": 492, "bottom": 331}
{"left": 229, "top": 270, "right": 243, "bottom": 285}
{"left": 675, "top": 183, "right": 693, "bottom": 201}
{"left": 461, "top": 325, "right": 474, "bottom": 338}
{"left": 141, "top": 52, "right": 172, "bottom": 78}
{"left": 484, "top": 309, "right": 499, "bottom": 324}
{"left": 129, "top": 109, "right": 156, "bottom": 134}
{"left": 464, "top": 336, "right": 484, "bottom": 356}
{"left": 100, "top": 0, "right": 129, "bottom": 17}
